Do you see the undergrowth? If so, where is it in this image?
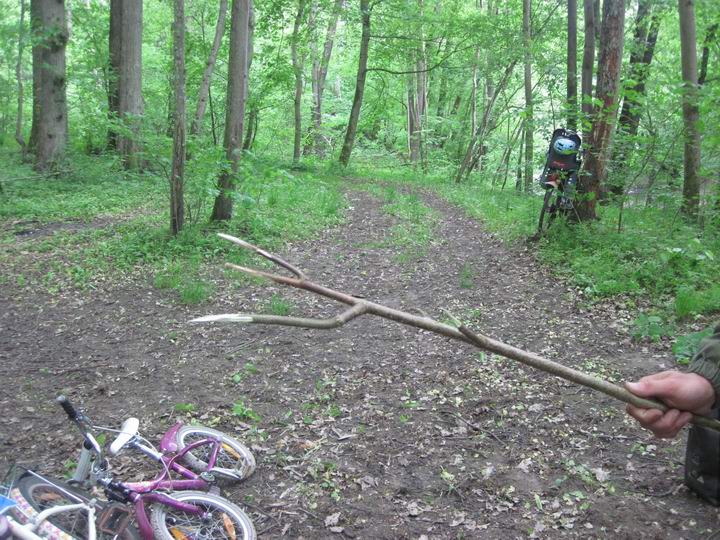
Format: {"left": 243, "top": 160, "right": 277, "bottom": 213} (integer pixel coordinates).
{"left": 1, "top": 151, "right": 345, "bottom": 303}
{"left": 350, "top": 163, "right": 720, "bottom": 355}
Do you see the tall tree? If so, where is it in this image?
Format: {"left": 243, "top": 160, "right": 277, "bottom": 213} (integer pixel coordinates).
{"left": 678, "top": 0, "right": 701, "bottom": 219}
{"left": 108, "top": 0, "right": 143, "bottom": 169}
{"left": 30, "top": 0, "right": 69, "bottom": 171}
{"left": 211, "top": 0, "right": 252, "bottom": 221}
{"left": 522, "top": 0, "right": 533, "bottom": 191}
{"left": 191, "top": 0, "right": 228, "bottom": 136}
{"left": 580, "top": 0, "right": 595, "bottom": 137}
{"left": 15, "top": 0, "right": 27, "bottom": 152}
{"left": 617, "top": 1, "right": 660, "bottom": 139}
{"left": 611, "top": 0, "right": 661, "bottom": 196}
{"left": 567, "top": 0, "right": 577, "bottom": 130}
{"left": 577, "top": 0, "right": 625, "bottom": 220}
{"left": 307, "top": 0, "right": 343, "bottom": 156}
{"left": 291, "top": 0, "right": 308, "bottom": 163}
{"left": 339, "top": 0, "right": 371, "bottom": 167}
{"left": 698, "top": 23, "right": 717, "bottom": 85}
{"left": 170, "top": 0, "right": 186, "bottom": 235}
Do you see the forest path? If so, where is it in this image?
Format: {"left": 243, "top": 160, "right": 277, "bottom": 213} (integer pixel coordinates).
{"left": 0, "top": 181, "right": 715, "bottom": 539}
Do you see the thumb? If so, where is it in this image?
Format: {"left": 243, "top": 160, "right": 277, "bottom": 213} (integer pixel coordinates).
{"left": 625, "top": 374, "right": 676, "bottom": 399}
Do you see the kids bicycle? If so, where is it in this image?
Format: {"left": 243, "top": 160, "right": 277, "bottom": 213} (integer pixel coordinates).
{"left": 5, "top": 395, "right": 258, "bottom": 539}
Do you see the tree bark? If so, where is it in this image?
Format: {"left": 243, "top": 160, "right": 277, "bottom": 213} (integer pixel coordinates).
{"left": 291, "top": 0, "right": 308, "bottom": 163}
{"left": 31, "top": 0, "right": 69, "bottom": 171}
{"left": 107, "top": 0, "right": 122, "bottom": 149}
{"left": 191, "top": 0, "right": 228, "bottom": 136}
{"left": 567, "top": 0, "right": 577, "bottom": 130}
{"left": 170, "top": 0, "right": 186, "bottom": 235}
{"left": 678, "top": 0, "right": 701, "bottom": 219}
{"left": 581, "top": 0, "right": 595, "bottom": 137}
{"left": 211, "top": 0, "right": 252, "bottom": 221}
{"left": 339, "top": 0, "right": 371, "bottom": 167}
{"left": 15, "top": 0, "right": 27, "bottom": 151}
{"left": 523, "top": 0, "right": 533, "bottom": 191}
{"left": 577, "top": 0, "right": 625, "bottom": 221}
{"left": 110, "top": 0, "right": 143, "bottom": 169}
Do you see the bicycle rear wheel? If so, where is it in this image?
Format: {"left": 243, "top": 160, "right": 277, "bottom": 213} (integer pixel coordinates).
{"left": 537, "top": 187, "right": 557, "bottom": 234}
{"left": 150, "top": 491, "right": 256, "bottom": 540}
{"left": 175, "top": 425, "right": 256, "bottom": 481}
{"left": 11, "top": 474, "right": 139, "bottom": 539}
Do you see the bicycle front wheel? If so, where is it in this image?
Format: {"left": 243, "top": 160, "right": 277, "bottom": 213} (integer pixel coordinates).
{"left": 175, "top": 425, "right": 256, "bottom": 481}
{"left": 150, "top": 491, "right": 256, "bottom": 540}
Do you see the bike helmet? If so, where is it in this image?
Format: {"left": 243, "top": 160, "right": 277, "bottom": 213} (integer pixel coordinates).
{"left": 553, "top": 137, "right": 578, "bottom": 155}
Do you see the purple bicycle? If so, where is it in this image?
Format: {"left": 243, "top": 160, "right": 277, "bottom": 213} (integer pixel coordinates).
{"left": 10, "top": 396, "right": 257, "bottom": 539}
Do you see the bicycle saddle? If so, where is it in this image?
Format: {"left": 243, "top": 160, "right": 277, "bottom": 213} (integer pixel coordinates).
{"left": 109, "top": 418, "right": 140, "bottom": 455}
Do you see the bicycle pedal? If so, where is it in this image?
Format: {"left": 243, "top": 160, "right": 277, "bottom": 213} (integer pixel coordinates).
{"left": 98, "top": 503, "right": 132, "bottom": 535}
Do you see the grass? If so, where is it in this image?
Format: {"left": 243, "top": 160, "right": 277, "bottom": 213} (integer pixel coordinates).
{"left": 1, "top": 150, "right": 346, "bottom": 302}
{"left": 357, "top": 183, "right": 438, "bottom": 261}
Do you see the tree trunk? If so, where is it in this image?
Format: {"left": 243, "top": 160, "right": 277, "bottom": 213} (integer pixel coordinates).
{"left": 107, "top": 0, "right": 121, "bottom": 149}
{"left": 339, "top": 0, "right": 371, "bottom": 168}
{"left": 522, "top": 0, "right": 533, "bottom": 191}
{"left": 567, "top": 0, "right": 577, "bottom": 130}
{"left": 305, "top": 0, "right": 341, "bottom": 156}
{"left": 699, "top": 23, "right": 717, "bottom": 86}
{"left": 617, "top": 1, "right": 659, "bottom": 139}
{"left": 191, "top": 0, "right": 228, "bottom": 136}
{"left": 15, "top": 0, "right": 27, "bottom": 151}
{"left": 577, "top": 0, "right": 625, "bottom": 221}
{"left": 611, "top": 0, "right": 660, "bottom": 196}
{"left": 291, "top": 0, "right": 307, "bottom": 163}
{"left": 581, "top": 0, "right": 595, "bottom": 137}
{"left": 111, "top": 0, "right": 143, "bottom": 169}
{"left": 678, "top": 0, "right": 701, "bottom": 219}
{"left": 211, "top": 0, "right": 251, "bottom": 221}
{"left": 31, "top": 0, "right": 69, "bottom": 171}
{"left": 170, "top": 0, "right": 186, "bottom": 235}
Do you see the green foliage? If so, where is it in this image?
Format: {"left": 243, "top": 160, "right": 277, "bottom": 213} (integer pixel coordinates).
{"left": 232, "top": 401, "right": 261, "bottom": 423}
{"left": 174, "top": 402, "right": 196, "bottom": 413}
{"left": 263, "top": 294, "right": 293, "bottom": 316}
{"left": 675, "top": 285, "right": 720, "bottom": 319}
{"left": 632, "top": 313, "right": 673, "bottom": 342}
{"left": 673, "top": 326, "right": 715, "bottom": 365}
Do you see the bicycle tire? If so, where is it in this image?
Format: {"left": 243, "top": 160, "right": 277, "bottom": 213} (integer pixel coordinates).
{"left": 537, "top": 187, "right": 557, "bottom": 234}
{"left": 149, "top": 491, "right": 256, "bottom": 540}
{"left": 175, "top": 425, "right": 256, "bottom": 481}
{"left": 11, "top": 474, "right": 140, "bottom": 540}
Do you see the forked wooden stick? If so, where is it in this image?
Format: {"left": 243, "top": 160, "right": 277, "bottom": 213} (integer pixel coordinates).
{"left": 192, "top": 233, "right": 720, "bottom": 433}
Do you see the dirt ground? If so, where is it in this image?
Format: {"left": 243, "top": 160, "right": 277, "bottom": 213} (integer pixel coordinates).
{"left": 2, "top": 182, "right": 719, "bottom": 539}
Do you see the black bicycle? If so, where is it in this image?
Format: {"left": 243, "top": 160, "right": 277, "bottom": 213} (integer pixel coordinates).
{"left": 535, "top": 128, "right": 582, "bottom": 236}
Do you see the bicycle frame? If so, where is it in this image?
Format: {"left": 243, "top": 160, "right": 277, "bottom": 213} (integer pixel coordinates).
{"left": 72, "top": 423, "right": 227, "bottom": 539}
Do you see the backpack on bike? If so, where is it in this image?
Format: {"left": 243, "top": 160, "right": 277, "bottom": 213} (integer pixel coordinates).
{"left": 544, "top": 128, "right": 582, "bottom": 173}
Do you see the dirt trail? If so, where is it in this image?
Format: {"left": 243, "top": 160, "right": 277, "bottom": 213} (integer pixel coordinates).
{"left": 1, "top": 184, "right": 717, "bottom": 539}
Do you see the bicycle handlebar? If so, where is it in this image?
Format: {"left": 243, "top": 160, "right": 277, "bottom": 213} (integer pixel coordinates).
{"left": 56, "top": 395, "right": 79, "bottom": 421}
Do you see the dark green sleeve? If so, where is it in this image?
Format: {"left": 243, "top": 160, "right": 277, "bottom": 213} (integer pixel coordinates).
{"left": 688, "top": 323, "right": 720, "bottom": 399}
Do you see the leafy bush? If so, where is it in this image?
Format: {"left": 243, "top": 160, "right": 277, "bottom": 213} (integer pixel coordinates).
{"left": 673, "top": 326, "right": 715, "bottom": 365}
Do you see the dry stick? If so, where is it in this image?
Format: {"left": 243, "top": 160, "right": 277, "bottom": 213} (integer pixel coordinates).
{"left": 194, "top": 233, "right": 720, "bottom": 433}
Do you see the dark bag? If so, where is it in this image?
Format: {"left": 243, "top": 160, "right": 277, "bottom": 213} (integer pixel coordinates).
{"left": 685, "top": 408, "right": 720, "bottom": 505}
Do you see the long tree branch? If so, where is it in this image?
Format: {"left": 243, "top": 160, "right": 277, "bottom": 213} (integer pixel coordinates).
{"left": 193, "top": 234, "right": 720, "bottom": 433}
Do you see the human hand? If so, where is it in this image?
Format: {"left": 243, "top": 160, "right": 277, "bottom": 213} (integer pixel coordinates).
{"left": 625, "top": 371, "right": 716, "bottom": 439}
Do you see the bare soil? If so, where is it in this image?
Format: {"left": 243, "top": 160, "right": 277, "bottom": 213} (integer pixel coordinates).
{"left": 1, "top": 183, "right": 719, "bottom": 539}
